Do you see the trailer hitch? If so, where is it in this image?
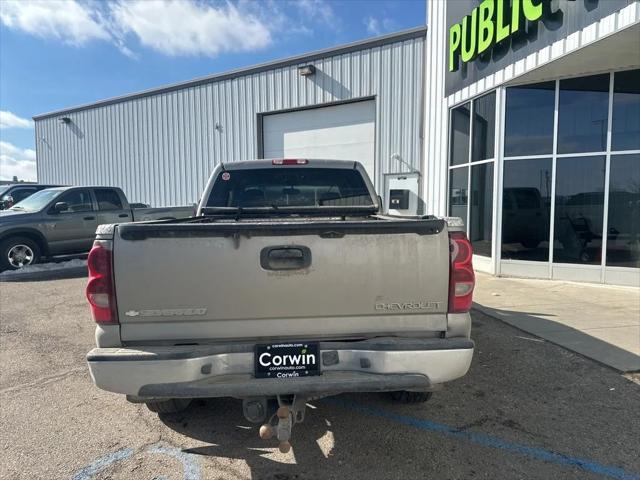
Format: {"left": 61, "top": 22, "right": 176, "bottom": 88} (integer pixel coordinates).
{"left": 257, "top": 395, "right": 308, "bottom": 453}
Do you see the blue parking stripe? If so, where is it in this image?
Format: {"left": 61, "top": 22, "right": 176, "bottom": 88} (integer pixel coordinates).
{"left": 325, "top": 398, "right": 640, "bottom": 480}
{"left": 72, "top": 448, "right": 134, "bottom": 480}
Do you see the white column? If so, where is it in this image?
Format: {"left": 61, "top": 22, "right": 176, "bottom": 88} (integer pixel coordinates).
{"left": 423, "top": 0, "right": 450, "bottom": 216}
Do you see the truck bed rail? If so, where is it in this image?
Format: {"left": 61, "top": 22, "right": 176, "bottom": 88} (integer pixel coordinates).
{"left": 117, "top": 217, "right": 446, "bottom": 241}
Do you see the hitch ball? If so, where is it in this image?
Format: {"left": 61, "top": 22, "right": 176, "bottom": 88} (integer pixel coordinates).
{"left": 259, "top": 424, "right": 274, "bottom": 440}
{"left": 278, "top": 441, "right": 291, "bottom": 454}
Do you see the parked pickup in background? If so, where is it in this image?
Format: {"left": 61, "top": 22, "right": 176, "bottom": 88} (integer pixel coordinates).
{"left": 86, "top": 159, "right": 475, "bottom": 451}
{"left": 0, "top": 183, "right": 62, "bottom": 210}
{"left": 0, "top": 186, "right": 194, "bottom": 270}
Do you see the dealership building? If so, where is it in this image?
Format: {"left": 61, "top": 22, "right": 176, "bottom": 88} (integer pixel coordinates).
{"left": 33, "top": 0, "right": 640, "bottom": 286}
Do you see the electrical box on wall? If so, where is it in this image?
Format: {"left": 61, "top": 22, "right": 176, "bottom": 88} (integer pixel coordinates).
{"left": 383, "top": 172, "right": 421, "bottom": 215}
{"left": 389, "top": 189, "right": 410, "bottom": 209}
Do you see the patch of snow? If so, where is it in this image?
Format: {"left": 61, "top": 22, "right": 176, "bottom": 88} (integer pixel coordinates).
{"left": 0, "top": 258, "right": 87, "bottom": 277}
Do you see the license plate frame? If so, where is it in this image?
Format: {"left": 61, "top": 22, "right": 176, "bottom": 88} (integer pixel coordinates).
{"left": 254, "top": 342, "right": 321, "bottom": 379}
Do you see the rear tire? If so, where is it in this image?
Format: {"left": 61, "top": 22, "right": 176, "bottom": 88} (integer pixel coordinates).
{"left": 390, "top": 391, "right": 433, "bottom": 404}
{"left": 0, "top": 236, "right": 41, "bottom": 271}
{"left": 145, "top": 398, "right": 192, "bottom": 414}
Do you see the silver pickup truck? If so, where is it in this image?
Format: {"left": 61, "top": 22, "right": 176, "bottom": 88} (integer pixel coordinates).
{"left": 86, "top": 159, "right": 475, "bottom": 451}
{"left": 0, "top": 186, "right": 194, "bottom": 271}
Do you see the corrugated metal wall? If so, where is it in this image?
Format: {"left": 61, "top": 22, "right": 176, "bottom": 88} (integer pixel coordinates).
{"left": 423, "top": 0, "right": 449, "bottom": 216}
{"left": 35, "top": 34, "right": 424, "bottom": 206}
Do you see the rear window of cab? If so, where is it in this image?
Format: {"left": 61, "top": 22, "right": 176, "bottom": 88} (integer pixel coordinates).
{"left": 206, "top": 168, "right": 374, "bottom": 208}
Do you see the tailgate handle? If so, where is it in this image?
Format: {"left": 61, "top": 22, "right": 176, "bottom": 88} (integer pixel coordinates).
{"left": 260, "top": 246, "right": 311, "bottom": 270}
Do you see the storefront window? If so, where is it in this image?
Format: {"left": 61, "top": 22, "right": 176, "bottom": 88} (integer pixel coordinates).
{"left": 553, "top": 156, "right": 605, "bottom": 265}
{"left": 472, "top": 92, "right": 495, "bottom": 162}
{"left": 558, "top": 74, "right": 609, "bottom": 154}
{"left": 449, "top": 94, "right": 496, "bottom": 258}
{"left": 449, "top": 167, "right": 468, "bottom": 227}
{"left": 470, "top": 163, "right": 493, "bottom": 256}
{"left": 606, "top": 154, "right": 640, "bottom": 268}
{"left": 612, "top": 69, "right": 640, "bottom": 151}
{"left": 501, "top": 159, "right": 552, "bottom": 261}
{"left": 497, "top": 70, "right": 638, "bottom": 278}
{"left": 504, "top": 82, "right": 555, "bottom": 157}
{"left": 450, "top": 103, "right": 470, "bottom": 165}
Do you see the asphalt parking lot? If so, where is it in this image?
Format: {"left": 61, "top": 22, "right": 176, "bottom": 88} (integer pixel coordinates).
{"left": 1, "top": 273, "right": 639, "bottom": 480}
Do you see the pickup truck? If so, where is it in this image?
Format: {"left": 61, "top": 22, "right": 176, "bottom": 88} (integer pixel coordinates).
{"left": 0, "top": 186, "right": 194, "bottom": 270}
{"left": 86, "top": 159, "right": 475, "bottom": 451}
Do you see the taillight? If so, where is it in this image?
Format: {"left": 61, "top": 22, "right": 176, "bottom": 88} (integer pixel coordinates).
{"left": 272, "top": 159, "right": 308, "bottom": 165}
{"left": 448, "top": 231, "right": 475, "bottom": 313}
{"left": 86, "top": 240, "right": 118, "bottom": 324}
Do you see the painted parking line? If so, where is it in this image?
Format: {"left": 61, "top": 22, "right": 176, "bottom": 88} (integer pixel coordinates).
{"left": 325, "top": 398, "right": 640, "bottom": 480}
{"left": 72, "top": 448, "right": 134, "bottom": 480}
{"left": 72, "top": 443, "right": 201, "bottom": 480}
{"left": 148, "top": 443, "right": 201, "bottom": 480}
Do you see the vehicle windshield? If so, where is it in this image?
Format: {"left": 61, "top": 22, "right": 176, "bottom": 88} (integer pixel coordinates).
{"left": 206, "top": 168, "right": 374, "bottom": 209}
{"left": 0, "top": 186, "right": 10, "bottom": 197}
{"left": 9, "top": 189, "right": 61, "bottom": 212}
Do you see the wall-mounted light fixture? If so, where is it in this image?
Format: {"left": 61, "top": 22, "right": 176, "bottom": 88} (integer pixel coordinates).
{"left": 297, "top": 65, "right": 316, "bottom": 76}
{"left": 59, "top": 116, "right": 71, "bottom": 124}
{"left": 391, "top": 153, "right": 421, "bottom": 176}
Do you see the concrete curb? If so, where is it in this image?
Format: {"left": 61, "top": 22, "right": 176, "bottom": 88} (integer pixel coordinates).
{"left": 472, "top": 304, "right": 640, "bottom": 373}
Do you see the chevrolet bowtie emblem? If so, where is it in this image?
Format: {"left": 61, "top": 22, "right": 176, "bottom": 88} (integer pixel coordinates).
{"left": 124, "top": 308, "right": 207, "bottom": 318}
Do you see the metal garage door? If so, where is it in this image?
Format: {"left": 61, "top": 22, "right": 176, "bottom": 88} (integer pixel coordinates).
{"left": 262, "top": 100, "right": 376, "bottom": 179}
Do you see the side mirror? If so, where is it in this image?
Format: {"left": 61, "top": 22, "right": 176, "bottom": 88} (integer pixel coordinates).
{"left": 53, "top": 201, "right": 69, "bottom": 213}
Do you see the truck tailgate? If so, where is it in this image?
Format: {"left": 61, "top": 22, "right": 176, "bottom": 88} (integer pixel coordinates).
{"left": 113, "top": 219, "right": 450, "bottom": 343}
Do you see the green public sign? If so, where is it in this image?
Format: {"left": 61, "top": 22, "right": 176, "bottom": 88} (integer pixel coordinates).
{"left": 449, "top": 0, "right": 546, "bottom": 72}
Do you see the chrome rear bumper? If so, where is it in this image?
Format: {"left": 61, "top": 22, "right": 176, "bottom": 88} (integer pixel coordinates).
{"left": 87, "top": 337, "right": 474, "bottom": 398}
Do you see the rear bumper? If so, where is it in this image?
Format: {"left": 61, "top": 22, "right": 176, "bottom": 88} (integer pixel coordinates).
{"left": 87, "top": 337, "right": 474, "bottom": 398}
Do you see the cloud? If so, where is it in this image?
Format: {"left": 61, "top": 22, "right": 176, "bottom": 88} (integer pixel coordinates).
{"left": 0, "top": 0, "right": 337, "bottom": 58}
{"left": 1, "top": 0, "right": 274, "bottom": 58}
{"left": 365, "top": 16, "right": 381, "bottom": 35}
{"left": 364, "top": 15, "right": 396, "bottom": 36}
{"left": 0, "top": 141, "right": 37, "bottom": 182}
{"left": 0, "top": 0, "right": 110, "bottom": 46}
{"left": 0, "top": 111, "right": 33, "bottom": 129}
{"left": 237, "top": 0, "right": 313, "bottom": 37}
{"left": 110, "top": 0, "right": 272, "bottom": 57}
{"left": 295, "top": 0, "right": 335, "bottom": 26}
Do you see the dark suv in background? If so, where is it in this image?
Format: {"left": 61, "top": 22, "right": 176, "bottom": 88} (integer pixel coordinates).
{"left": 0, "top": 184, "right": 62, "bottom": 210}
